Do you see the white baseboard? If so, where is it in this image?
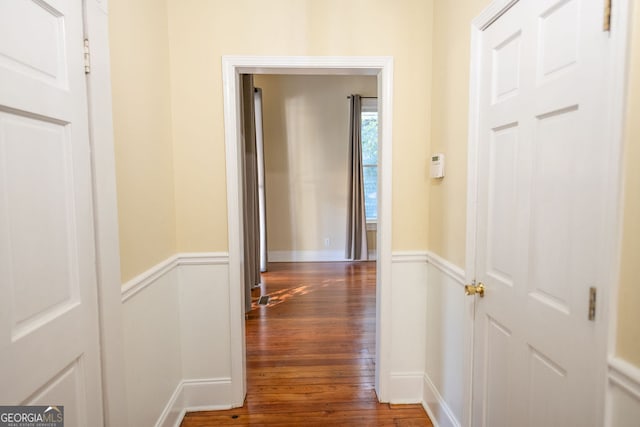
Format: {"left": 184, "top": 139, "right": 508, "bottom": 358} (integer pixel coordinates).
{"left": 388, "top": 372, "right": 424, "bottom": 403}
{"left": 423, "top": 372, "right": 460, "bottom": 427}
{"left": 268, "top": 250, "right": 379, "bottom": 262}
{"left": 155, "top": 378, "right": 233, "bottom": 427}
{"left": 268, "top": 250, "right": 347, "bottom": 262}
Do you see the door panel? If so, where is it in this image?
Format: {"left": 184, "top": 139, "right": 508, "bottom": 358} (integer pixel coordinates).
{"left": 3, "top": 113, "right": 79, "bottom": 336}
{"left": 0, "top": 0, "right": 68, "bottom": 88}
{"left": 486, "top": 124, "right": 518, "bottom": 287}
{"left": 472, "top": 0, "right": 608, "bottom": 425}
{"left": 483, "top": 317, "right": 512, "bottom": 427}
{"left": 538, "top": 0, "right": 580, "bottom": 82}
{"left": 529, "top": 106, "right": 580, "bottom": 314}
{"left": 528, "top": 347, "right": 568, "bottom": 427}
{"left": 0, "top": 0, "right": 103, "bottom": 424}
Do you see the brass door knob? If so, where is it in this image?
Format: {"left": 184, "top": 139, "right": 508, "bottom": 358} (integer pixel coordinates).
{"left": 465, "top": 282, "right": 485, "bottom": 298}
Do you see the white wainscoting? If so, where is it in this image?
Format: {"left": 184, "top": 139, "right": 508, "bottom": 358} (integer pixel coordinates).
{"left": 121, "top": 253, "right": 232, "bottom": 427}
{"left": 388, "top": 252, "right": 428, "bottom": 403}
{"left": 122, "top": 250, "right": 460, "bottom": 424}
{"left": 423, "top": 251, "right": 467, "bottom": 427}
{"left": 606, "top": 357, "right": 640, "bottom": 427}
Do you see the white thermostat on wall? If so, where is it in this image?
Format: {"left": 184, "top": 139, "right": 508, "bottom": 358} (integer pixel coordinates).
{"left": 430, "top": 153, "right": 445, "bottom": 179}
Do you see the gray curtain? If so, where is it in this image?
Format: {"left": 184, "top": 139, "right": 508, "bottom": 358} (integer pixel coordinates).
{"left": 241, "top": 75, "right": 261, "bottom": 312}
{"left": 254, "top": 87, "right": 268, "bottom": 273}
{"left": 345, "top": 95, "right": 369, "bottom": 261}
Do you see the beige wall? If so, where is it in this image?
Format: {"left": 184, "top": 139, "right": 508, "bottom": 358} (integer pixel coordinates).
{"left": 367, "top": 229, "right": 377, "bottom": 252}
{"left": 616, "top": 1, "right": 640, "bottom": 366}
{"left": 429, "top": 0, "right": 490, "bottom": 268}
{"left": 254, "top": 75, "right": 377, "bottom": 254}
{"left": 109, "top": 0, "right": 177, "bottom": 281}
{"left": 166, "top": 0, "right": 433, "bottom": 253}
{"left": 107, "top": 0, "right": 639, "bottom": 367}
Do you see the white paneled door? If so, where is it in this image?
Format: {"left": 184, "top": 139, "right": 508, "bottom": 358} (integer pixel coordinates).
{"left": 0, "top": 0, "right": 103, "bottom": 425}
{"left": 471, "top": 0, "right": 610, "bottom": 426}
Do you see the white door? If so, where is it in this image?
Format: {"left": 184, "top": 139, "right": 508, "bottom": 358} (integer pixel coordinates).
{"left": 0, "top": 1, "right": 103, "bottom": 425}
{"left": 471, "top": 0, "right": 610, "bottom": 425}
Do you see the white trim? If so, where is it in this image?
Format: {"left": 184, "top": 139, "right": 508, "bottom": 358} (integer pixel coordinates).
{"left": 473, "top": 0, "right": 519, "bottom": 31}
{"left": 154, "top": 378, "right": 233, "bottom": 427}
{"left": 422, "top": 253, "right": 466, "bottom": 427}
{"left": 605, "top": 0, "right": 634, "bottom": 382}
{"left": 222, "top": 57, "right": 247, "bottom": 407}
{"left": 388, "top": 372, "right": 424, "bottom": 404}
{"left": 226, "top": 55, "right": 383, "bottom": 74}
{"left": 176, "top": 252, "right": 230, "bottom": 266}
{"left": 426, "top": 251, "right": 465, "bottom": 285}
{"left": 462, "top": 5, "right": 496, "bottom": 424}
{"left": 391, "top": 251, "right": 428, "bottom": 264}
{"left": 609, "top": 358, "right": 640, "bottom": 401}
{"left": 602, "top": 0, "right": 635, "bottom": 424}
{"left": 121, "top": 256, "right": 177, "bottom": 302}
{"left": 268, "top": 250, "right": 347, "bottom": 263}
{"left": 83, "top": 0, "right": 128, "bottom": 425}
{"left": 422, "top": 374, "right": 460, "bottom": 427}
{"left": 377, "top": 57, "right": 394, "bottom": 401}
{"left": 181, "top": 378, "right": 234, "bottom": 410}
{"left": 155, "top": 379, "right": 183, "bottom": 427}
{"left": 606, "top": 357, "right": 640, "bottom": 427}
{"left": 425, "top": 250, "right": 469, "bottom": 427}
{"left": 121, "top": 253, "right": 230, "bottom": 302}
{"left": 121, "top": 255, "right": 232, "bottom": 426}
{"left": 222, "top": 55, "right": 394, "bottom": 402}
{"left": 598, "top": 0, "right": 640, "bottom": 425}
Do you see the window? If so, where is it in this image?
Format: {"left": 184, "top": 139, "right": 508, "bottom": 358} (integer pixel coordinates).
{"left": 361, "top": 98, "right": 378, "bottom": 223}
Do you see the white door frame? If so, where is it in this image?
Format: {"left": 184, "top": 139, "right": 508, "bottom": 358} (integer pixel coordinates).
{"left": 221, "top": 56, "right": 394, "bottom": 404}
{"left": 465, "top": 1, "right": 632, "bottom": 425}
{"left": 84, "top": 0, "right": 129, "bottom": 426}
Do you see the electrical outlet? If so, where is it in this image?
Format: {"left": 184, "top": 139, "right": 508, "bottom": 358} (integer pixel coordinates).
{"left": 324, "top": 237, "right": 330, "bottom": 247}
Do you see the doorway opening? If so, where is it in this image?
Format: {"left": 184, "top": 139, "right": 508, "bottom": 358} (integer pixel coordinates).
{"left": 241, "top": 74, "right": 379, "bottom": 408}
{"left": 221, "top": 56, "right": 394, "bottom": 405}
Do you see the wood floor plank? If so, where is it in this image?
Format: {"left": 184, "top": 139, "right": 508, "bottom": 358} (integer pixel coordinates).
{"left": 180, "top": 262, "right": 432, "bottom": 426}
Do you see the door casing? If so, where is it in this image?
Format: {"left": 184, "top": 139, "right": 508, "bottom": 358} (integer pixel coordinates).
{"left": 221, "top": 56, "right": 394, "bottom": 404}
{"left": 84, "top": 0, "right": 129, "bottom": 425}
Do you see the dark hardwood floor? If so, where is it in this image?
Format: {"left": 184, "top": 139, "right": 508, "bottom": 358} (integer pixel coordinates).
{"left": 180, "top": 262, "right": 432, "bottom": 426}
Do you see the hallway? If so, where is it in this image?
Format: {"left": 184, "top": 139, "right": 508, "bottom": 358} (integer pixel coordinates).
{"left": 180, "top": 262, "right": 432, "bottom": 426}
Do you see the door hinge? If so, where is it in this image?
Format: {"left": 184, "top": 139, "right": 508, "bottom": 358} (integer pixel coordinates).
{"left": 83, "top": 38, "right": 91, "bottom": 74}
{"left": 588, "top": 287, "right": 597, "bottom": 321}
{"left": 603, "top": 0, "right": 612, "bottom": 31}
